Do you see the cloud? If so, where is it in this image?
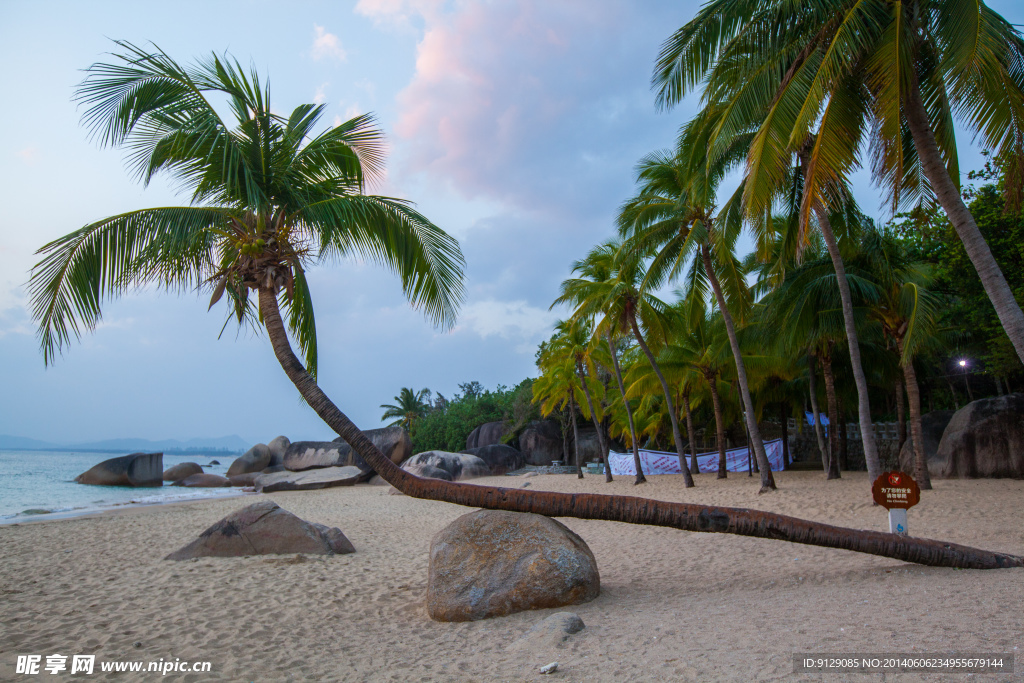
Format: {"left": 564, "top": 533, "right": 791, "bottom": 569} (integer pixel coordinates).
{"left": 311, "top": 25, "right": 348, "bottom": 61}
{"left": 313, "top": 82, "right": 329, "bottom": 105}
{"left": 456, "top": 298, "right": 558, "bottom": 353}
{"left": 16, "top": 146, "right": 39, "bottom": 164}
{"left": 375, "top": 0, "right": 685, "bottom": 220}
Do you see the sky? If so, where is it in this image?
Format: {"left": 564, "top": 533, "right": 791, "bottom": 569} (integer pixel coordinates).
{"left": 1, "top": 1, "right": 1021, "bottom": 446}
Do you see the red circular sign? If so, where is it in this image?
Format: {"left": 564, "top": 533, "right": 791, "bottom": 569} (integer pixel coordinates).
{"left": 872, "top": 471, "right": 921, "bottom": 510}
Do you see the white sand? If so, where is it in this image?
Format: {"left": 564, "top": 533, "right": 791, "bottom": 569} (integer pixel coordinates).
{"left": 1, "top": 471, "right": 1022, "bottom": 681}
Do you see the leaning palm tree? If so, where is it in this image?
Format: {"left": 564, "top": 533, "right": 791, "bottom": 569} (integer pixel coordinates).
{"left": 29, "top": 43, "right": 1024, "bottom": 572}
{"left": 380, "top": 387, "right": 432, "bottom": 430}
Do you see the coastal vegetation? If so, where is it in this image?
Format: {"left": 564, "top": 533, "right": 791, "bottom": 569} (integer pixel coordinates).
{"left": 28, "top": 0, "right": 1024, "bottom": 572}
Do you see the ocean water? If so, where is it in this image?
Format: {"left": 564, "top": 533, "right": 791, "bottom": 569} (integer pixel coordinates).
{"left": 0, "top": 450, "right": 248, "bottom": 521}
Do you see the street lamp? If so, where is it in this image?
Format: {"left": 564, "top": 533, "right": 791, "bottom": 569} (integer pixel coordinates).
{"left": 958, "top": 358, "right": 974, "bottom": 402}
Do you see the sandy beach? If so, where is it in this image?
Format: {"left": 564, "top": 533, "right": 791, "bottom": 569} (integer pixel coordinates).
{"left": 1, "top": 471, "right": 1022, "bottom": 682}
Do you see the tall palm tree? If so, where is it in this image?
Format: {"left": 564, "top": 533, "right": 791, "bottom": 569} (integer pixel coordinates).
{"left": 653, "top": 1, "right": 1024, "bottom": 480}
{"left": 617, "top": 117, "right": 777, "bottom": 492}
{"left": 563, "top": 246, "right": 696, "bottom": 486}
{"left": 549, "top": 319, "right": 613, "bottom": 482}
{"left": 29, "top": 43, "right": 1024, "bottom": 572}
{"left": 859, "top": 228, "right": 945, "bottom": 490}
{"left": 554, "top": 241, "right": 644, "bottom": 483}
{"left": 380, "top": 387, "right": 432, "bottom": 430}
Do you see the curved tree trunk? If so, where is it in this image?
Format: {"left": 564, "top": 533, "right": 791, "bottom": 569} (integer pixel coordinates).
{"left": 820, "top": 349, "right": 841, "bottom": 480}
{"left": 256, "top": 286, "right": 1024, "bottom": 570}
{"left": 628, "top": 313, "right": 695, "bottom": 487}
{"left": 814, "top": 207, "right": 881, "bottom": 482}
{"left": 560, "top": 406, "right": 570, "bottom": 463}
{"left": 807, "top": 350, "right": 829, "bottom": 470}
{"left": 569, "top": 391, "right": 583, "bottom": 479}
{"left": 902, "top": 353, "right": 933, "bottom": 490}
{"left": 576, "top": 360, "right": 612, "bottom": 483}
{"left": 684, "top": 393, "right": 699, "bottom": 474}
{"left": 701, "top": 243, "right": 776, "bottom": 491}
{"left": 607, "top": 331, "right": 645, "bottom": 484}
{"left": 708, "top": 372, "right": 728, "bottom": 478}
{"left": 905, "top": 71, "right": 1024, "bottom": 364}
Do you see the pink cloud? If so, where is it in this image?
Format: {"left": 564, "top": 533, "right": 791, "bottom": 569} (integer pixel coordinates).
{"left": 377, "top": 0, "right": 639, "bottom": 211}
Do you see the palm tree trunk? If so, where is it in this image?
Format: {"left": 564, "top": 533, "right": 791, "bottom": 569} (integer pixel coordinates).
{"left": 700, "top": 243, "right": 776, "bottom": 492}
{"left": 683, "top": 393, "right": 699, "bottom": 474}
{"left": 708, "top": 373, "right": 728, "bottom": 478}
{"left": 814, "top": 207, "right": 881, "bottom": 482}
{"left": 576, "top": 360, "right": 612, "bottom": 483}
{"left": 905, "top": 71, "right": 1024, "bottom": 364}
{"left": 569, "top": 391, "right": 583, "bottom": 479}
{"left": 820, "top": 349, "right": 841, "bottom": 480}
{"left": 838, "top": 405, "right": 848, "bottom": 471}
{"left": 807, "top": 350, "right": 829, "bottom": 470}
{"left": 628, "top": 313, "right": 695, "bottom": 486}
{"left": 255, "top": 286, "right": 1024, "bottom": 570}
{"left": 560, "top": 407, "right": 570, "bottom": 463}
{"left": 780, "top": 402, "right": 790, "bottom": 470}
{"left": 607, "top": 331, "right": 645, "bottom": 484}
{"left": 901, "top": 354, "right": 933, "bottom": 490}
{"left": 896, "top": 379, "right": 907, "bottom": 455}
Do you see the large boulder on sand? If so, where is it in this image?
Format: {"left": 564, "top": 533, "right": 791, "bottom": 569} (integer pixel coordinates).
{"left": 163, "top": 462, "right": 203, "bottom": 482}
{"left": 465, "top": 421, "right": 508, "bottom": 450}
{"left": 401, "top": 463, "right": 454, "bottom": 481}
{"left": 165, "top": 501, "right": 354, "bottom": 559}
{"left": 227, "top": 444, "right": 272, "bottom": 477}
{"left": 403, "top": 451, "right": 491, "bottom": 480}
{"left": 933, "top": 394, "right": 1024, "bottom": 478}
{"left": 75, "top": 452, "right": 163, "bottom": 487}
{"left": 461, "top": 444, "right": 525, "bottom": 474}
{"left": 267, "top": 436, "right": 290, "bottom": 467}
{"left": 519, "top": 420, "right": 563, "bottom": 466}
{"left": 427, "top": 510, "right": 600, "bottom": 622}
{"left": 283, "top": 427, "right": 412, "bottom": 480}
{"left": 174, "top": 473, "right": 231, "bottom": 487}
{"left": 898, "top": 410, "right": 955, "bottom": 475}
{"left": 254, "top": 466, "right": 363, "bottom": 493}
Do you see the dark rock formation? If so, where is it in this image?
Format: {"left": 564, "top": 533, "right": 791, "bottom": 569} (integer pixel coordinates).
{"left": 933, "top": 394, "right": 1024, "bottom": 478}
{"left": 267, "top": 436, "right": 290, "bottom": 467}
{"left": 227, "top": 444, "right": 272, "bottom": 477}
{"left": 518, "top": 420, "right": 563, "bottom": 466}
{"left": 75, "top": 453, "right": 163, "bottom": 487}
{"left": 403, "top": 451, "right": 491, "bottom": 480}
{"left": 163, "top": 462, "right": 203, "bottom": 482}
{"left": 174, "top": 473, "right": 231, "bottom": 487}
{"left": 284, "top": 427, "right": 412, "bottom": 480}
{"left": 253, "top": 466, "right": 363, "bottom": 493}
{"left": 465, "top": 421, "right": 508, "bottom": 450}
{"left": 165, "top": 501, "right": 355, "bottom": 559}
{"left": 227, "top": 473, "right": 259, "bottom": 487}
{"left": 427, "top": 510, "right": 599, "bottom": 621}
{"left": 401, "top": 463, "right": 454, "bottom": 481}
{"left": 461, "top": 444, "right": 526, "bottom": 474}
{"left": 898, "top": 410, "right": 956, "bottom": 476}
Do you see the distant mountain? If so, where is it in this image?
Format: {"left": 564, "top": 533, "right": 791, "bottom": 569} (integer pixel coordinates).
{"left": 0, "top": 435, "right": 59, "bottom": 450}
{"left": 0, "top": 434, "right": 251, "bottom": 454}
